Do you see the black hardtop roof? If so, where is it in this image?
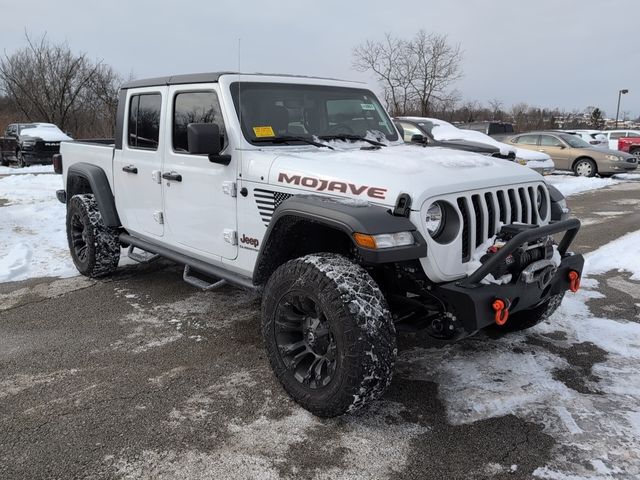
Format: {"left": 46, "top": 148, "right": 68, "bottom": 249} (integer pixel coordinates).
{"left": 120, "top": 72, "right": 362, "bottom": 90}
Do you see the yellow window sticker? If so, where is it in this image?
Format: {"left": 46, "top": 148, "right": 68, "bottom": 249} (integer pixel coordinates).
{"left": 253, "top": 126, "right": 275, "bottom": 137}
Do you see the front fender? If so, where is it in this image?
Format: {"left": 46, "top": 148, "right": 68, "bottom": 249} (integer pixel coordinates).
{"left": 253, "top": 194, "right": 427, "bottom": 285}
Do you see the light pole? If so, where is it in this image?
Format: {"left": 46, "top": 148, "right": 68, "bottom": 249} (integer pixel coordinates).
{"left": 615, "top": 89, "right": 629, "bottom": 128}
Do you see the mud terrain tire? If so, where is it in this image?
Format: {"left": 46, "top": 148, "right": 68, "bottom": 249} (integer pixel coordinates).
{"left": 66, "top": 194, "right": 120, "bottom": 278}
{"left": 262, "top": 253, "right": 397, "bottom": 417}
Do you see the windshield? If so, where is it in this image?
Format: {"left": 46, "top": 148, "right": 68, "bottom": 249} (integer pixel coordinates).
{"left": 559, "top": 133, "right": 591, "bottom": 148}
{"left": 231, "top": 82, "right": 398, "bottom": 145}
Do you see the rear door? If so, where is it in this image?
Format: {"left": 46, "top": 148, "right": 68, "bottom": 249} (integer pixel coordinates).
{"left": 608, "top": 131, "right": 626, "bottom": 150}
{"left": 539, "top": 134, "right": 572, "bottom": 170}
{"left": 161, "top": 85, "right": 237, "bottom": 260}
{"left": 113, "top": 88, "right": 166, "bottom": 237}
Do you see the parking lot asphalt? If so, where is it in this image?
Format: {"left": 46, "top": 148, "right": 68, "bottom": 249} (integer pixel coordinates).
{"left": 1, "top": 181, "right": 640, "bottom": 480}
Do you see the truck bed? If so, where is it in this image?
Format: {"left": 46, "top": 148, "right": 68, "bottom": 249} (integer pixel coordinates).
{"left": 60, "top": 141, "right": 116, "bottom": 191}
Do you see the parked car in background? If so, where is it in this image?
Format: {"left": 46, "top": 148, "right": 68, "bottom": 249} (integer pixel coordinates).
{"left": 601, "top": 130, "right": 640, "bottom": 150}
{"left": 617, "top": 136, "right": 640, "bottom": 157}
{"left": 0, "top": 122, "right": 72, "bottom": 167}
{"left": 461, "top": 121, "right": 515, "bottom": 139}
{"left": 564, "top": 130, "right": 608, "bottom": 149}
{"left": 395, "top": 117, "right": 554, "bottom": 175}
{"left": 507, "top": 131, "right": 637, "bottom": 177}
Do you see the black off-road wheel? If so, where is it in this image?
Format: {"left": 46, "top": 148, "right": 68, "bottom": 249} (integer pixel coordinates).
{"left": 491, "top": 292, "right": 565, "bottom": 334}
{"left": 66, "top": 194, "right": 120, "bottom": 278}
{"left": 16, "top": 150, "right": 26, "bottom": 168}
{"left": 262, "top": 253, "right": 397, "bottom": 417}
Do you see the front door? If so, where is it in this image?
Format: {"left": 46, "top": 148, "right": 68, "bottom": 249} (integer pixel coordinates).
{"left": 114, "top": 88, "right": 166, "bottom": 237}
{"left": 162, "top": 86, "right": 237, "bottom": 260}
{"left": 538, "top": 134, "right": 572, "bottom": 170}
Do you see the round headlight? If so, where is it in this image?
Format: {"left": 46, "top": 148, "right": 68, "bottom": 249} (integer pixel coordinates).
{"left": 425, "top": 202, "right": 445, "bottom": 237}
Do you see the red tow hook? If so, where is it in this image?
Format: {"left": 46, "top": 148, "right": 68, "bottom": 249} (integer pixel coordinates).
{"left": 492, "top": 298, "right": 510, "bottom": 326}
{"left": 568, "top": 270, "right": 581, "bottom": 293}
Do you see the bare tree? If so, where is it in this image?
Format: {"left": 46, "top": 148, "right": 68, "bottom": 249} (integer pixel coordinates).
{"left": 0, "top": 32, "right": 121, "bottom": 137}
{"left": 352, "top": 34, "right": 410, "bottom": 116}
{"left": 353, "top": 31, "right": 462, "bottom": 116}
{"left": 406, "top": 31, "right": 462, "bottom": 116}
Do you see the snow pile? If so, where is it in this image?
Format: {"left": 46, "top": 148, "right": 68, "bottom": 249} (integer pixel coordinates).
{"left": 585, "top": 229, "right": 640, "bottom": 280}
{"left": 545, "top": 174, "right": 618, "bottom": 197}
{"left": 0, "top": 173, "right": 77, "bottom": 282}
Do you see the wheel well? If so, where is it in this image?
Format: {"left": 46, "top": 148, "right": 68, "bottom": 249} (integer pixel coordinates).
{"left": 253, "top": 217, "right": 355, "bottom": 285}
{"left": 572, "top": 156, "right": 596, "bottom": 171}
{"left": 67, "top": 174, "right": 93, "bottom": 199}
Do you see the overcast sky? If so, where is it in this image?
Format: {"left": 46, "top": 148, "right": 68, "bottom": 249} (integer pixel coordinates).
{"left": 2, "top": 0, "right": 639, "bottom": 118}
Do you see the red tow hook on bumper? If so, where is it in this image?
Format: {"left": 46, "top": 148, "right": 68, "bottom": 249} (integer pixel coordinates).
{"left": 492, "top": 298, "right": 510, "bottom": 326}
{"left": 568, "top": 270, "right": 581, "bottom": 293}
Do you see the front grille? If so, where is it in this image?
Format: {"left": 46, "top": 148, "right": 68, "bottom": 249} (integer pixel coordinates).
{"left": 35, "top": 141, "right": 60, "bottom": 152}
{"left": 456, "top": 185, "right": 547, "bottom": 263}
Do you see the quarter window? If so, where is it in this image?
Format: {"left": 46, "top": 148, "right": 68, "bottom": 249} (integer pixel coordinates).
{"left": 173, "top": 91, "right": 226, "bottom": 152}
{"left": 128, "top": 93, "right": 161, "bottom": 150}
{"left": 398, "top": 122, "right": 423, "bottom": 142}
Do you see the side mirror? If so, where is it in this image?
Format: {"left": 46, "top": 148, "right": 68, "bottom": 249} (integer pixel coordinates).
{"left": 187, "top": 123, "right": 230, "bottom": 165}
{"left": 411, "top": 134, "right": 428, "bottom": 145}
{"left": 559, "top": 145, "right": 566, "bottom": 149}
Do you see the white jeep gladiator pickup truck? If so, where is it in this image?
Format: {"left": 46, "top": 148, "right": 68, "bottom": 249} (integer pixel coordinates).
{"left": 55, "top": 72, "right": 584, "bottom": 417}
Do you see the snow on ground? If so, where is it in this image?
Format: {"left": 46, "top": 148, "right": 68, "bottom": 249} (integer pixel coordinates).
{"left": 398, "top": 230, "right": 640, "bottom": 478}
{"left": 0, "top": 173, "right": 76, "bottom": 282}
{"left": 0, "top": 164, "right": 54, "bottom": 175}
{"left": 585, "top": 229, "right": 640, "bottom": 280}
{"left": 545, "top": 174, "right": 619, "bottom": 197}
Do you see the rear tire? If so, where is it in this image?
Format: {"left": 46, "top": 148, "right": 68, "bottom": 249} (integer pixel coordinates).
{"left": 573, "top": 158, "right": 596, "bottom": 177}
{"left": 491, "top": 292, "right": 565, "bottom": 334}
{"left": 261, "top": 253, "right": 396, "bottom": 417}
{"left": 66, "top": 194, "right": 120, "bottom": 278}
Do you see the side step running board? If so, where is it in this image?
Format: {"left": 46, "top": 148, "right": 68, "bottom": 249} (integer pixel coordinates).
{"left": 127, "top": 245, "right": 160, "bottom": 264}
{"left": 119, "top": 233, "right": 256, "bottom": 291}
{"left": 183, "top": 265, "right": 227, "bottom": 291}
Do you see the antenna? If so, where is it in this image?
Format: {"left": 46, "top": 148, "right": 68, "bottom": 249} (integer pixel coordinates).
{"left": 238, "top": 38, "right": 242, "bottom": 132}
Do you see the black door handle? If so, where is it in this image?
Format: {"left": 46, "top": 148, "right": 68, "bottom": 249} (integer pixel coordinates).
{"left": 162, "top": 171, "right": 182, "bottom": 182}
{"left": 122, "top": 165, "right": 138, "bottom": 174}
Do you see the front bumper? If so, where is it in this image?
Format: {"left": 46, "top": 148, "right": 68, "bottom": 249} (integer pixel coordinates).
{"left": 433, "top": 219, "right": 584, "bottom": 333}
{"left": 600, "top": 161, "right": 637, "bottom": 174}
{"left": 22, "top": 151, "right": 55, "bottom": 164}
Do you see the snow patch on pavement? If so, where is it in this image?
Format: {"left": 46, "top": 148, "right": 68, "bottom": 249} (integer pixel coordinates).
{"left": 0, "top": 164, "right": 54, "bottom": 175}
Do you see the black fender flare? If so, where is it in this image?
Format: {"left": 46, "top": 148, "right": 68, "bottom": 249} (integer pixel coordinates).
{"left": 252, "top": 194, "right": 427, "bottom": 285}
{"left": 66, "top": 162, "right": 121, "bottom": 226}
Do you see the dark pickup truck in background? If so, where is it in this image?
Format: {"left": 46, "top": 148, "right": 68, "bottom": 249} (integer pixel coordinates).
{"left": 1, "top": 122, "right": 72, "bottom": 167}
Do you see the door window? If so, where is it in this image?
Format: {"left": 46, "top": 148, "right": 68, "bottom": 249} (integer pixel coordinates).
{"left": 540, "top": 135, "right": 563, "bottom": 147}
{"left": 172, "top": 91, "right": 226, "bottom": 152}
{"left": 610, "top": 132, "right": 627, "bottom": 140}
{"left": 128, "top": 93, "right": 161, "bottom": 150}
{"left": 514, "top": 134, "right": 539, "bottom": 145}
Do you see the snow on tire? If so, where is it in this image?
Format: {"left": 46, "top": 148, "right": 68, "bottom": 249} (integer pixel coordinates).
{"left": 261, "top": 253, "right": 397, "bottom": 417}
{"left": 66, "top": 194, "right": 120, "bottom": 278}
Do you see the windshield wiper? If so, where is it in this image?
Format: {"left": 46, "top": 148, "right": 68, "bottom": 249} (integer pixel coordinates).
{"left": 253, "top": 136, "right": 334, "bottom": 150}
{"left": 318, "top": 134, "right": 387, "bottom": 147}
